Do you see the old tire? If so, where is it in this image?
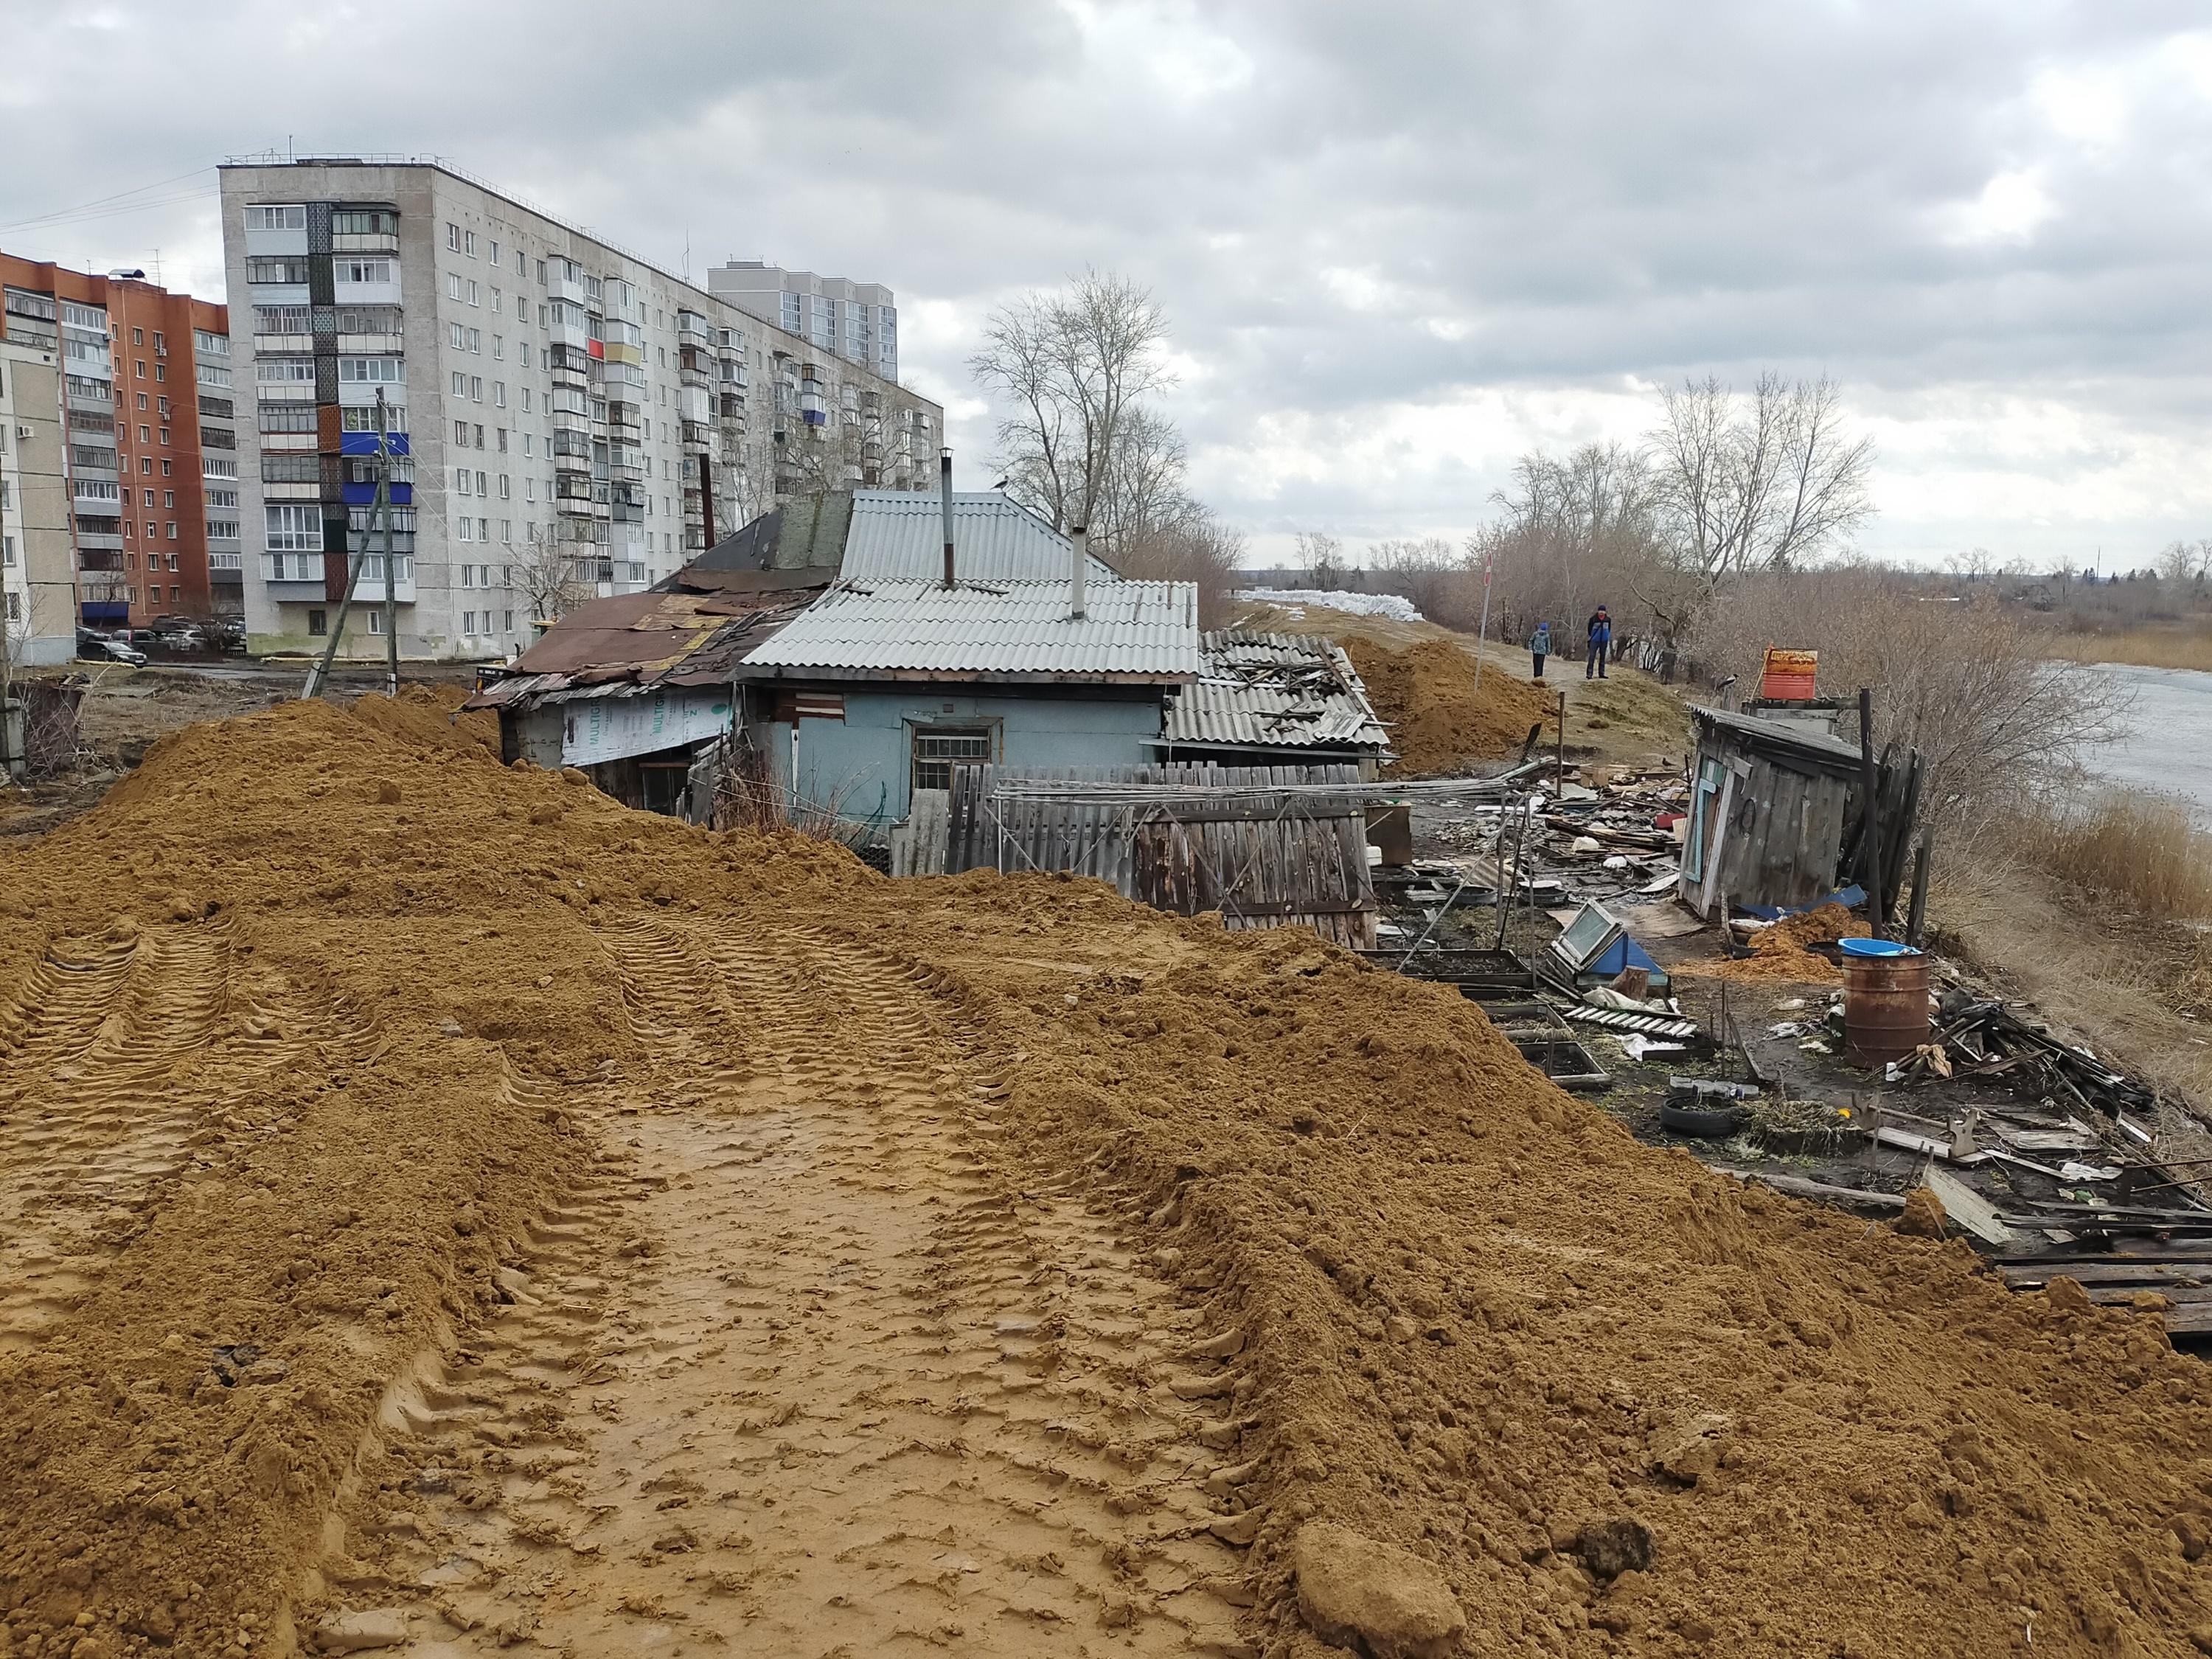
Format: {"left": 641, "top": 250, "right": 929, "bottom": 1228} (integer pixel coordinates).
{"left": 1658, "top": 1098, "right": 1749, "bottom": 1138}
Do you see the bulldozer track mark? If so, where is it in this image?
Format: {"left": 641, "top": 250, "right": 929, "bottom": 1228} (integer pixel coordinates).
{"left": 324, "top": 915, "right": 1248, "bottom": 1655}
{"left": 0, "top": 920, "right": 367, "bottom": 1350}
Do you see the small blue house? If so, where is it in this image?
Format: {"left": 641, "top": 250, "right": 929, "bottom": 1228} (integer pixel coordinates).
{"left": 736, "top": 577, "right": 1200, "bottom": 835}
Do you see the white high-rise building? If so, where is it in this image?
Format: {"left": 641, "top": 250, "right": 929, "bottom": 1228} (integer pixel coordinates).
{"left": 218, "top": 157, "right": 941, "bottom": 662}
{"left": 706, "top": 261, "right": 898, "bottom": 385}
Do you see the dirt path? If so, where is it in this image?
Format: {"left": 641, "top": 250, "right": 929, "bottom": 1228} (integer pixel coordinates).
{"left": 336, "top": 917, "right": 1249, "bottom": 1655}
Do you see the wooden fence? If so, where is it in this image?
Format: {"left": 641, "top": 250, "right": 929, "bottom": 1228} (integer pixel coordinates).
{"left": 926, "top": 762, "right": 1378, "bottom": 947}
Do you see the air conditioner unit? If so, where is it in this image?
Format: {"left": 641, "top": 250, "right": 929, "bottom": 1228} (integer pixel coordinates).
{"left": 14, "top": 425, "right": 30, "bottom": 439}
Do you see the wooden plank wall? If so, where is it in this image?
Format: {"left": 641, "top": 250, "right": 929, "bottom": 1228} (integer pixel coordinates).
{"left": 941, "top": 763, "right": 1377, "bottom": 947}
{"left": 1710, "top": 747, "right": 1854, "bottom": 909}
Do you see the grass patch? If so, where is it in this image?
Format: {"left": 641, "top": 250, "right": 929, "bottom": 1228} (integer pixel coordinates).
{"left": 2050, "top": 625, "right": 2212, "bottom": 673}
{"left": 2031, "top": 793, "right": 2212, "bottom": 920}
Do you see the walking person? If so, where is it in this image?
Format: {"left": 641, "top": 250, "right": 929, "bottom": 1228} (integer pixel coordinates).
{"left": 1530, "top": 621, "right": 1551, "bottom": 681}
{"left": 1585, "top": 606, "right": 1611, "bottom": 680}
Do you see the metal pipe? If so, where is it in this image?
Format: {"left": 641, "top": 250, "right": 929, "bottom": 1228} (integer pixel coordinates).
{"left": 939, "top": 448, "right": 955, "bottom": 588}
{"left": 1070, "top": 524, "right": 1088, "bottom": 619}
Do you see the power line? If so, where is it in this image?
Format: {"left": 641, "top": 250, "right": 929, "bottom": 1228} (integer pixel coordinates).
{"left": 0, "top": 166, "right": 215, "bottom": 235}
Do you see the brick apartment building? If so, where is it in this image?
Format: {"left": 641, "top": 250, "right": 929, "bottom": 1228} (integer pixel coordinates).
{"left": 0, "top": 255, "right": 236, "bottom": 633}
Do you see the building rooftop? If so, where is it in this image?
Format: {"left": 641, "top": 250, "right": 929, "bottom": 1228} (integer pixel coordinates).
{"left": 690, "top": 490, "right": 1116, "bottom": 586}
{"left": 738, "top": 578, "right": 1200, "bottom": 684}
{"left": 1162, "top": 630, "right": 1392, "bottom": 754}
{"left": 464, "top": 584, "right": 810, "bottom": 712}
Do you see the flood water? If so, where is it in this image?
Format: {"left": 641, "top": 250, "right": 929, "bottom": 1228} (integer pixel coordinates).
{"left": 2090, "top": 663, "right": 2212, "bottom": 826}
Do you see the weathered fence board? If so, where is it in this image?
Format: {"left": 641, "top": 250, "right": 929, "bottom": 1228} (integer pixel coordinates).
{"left": 936, "top": 762, "right": 1377, "bottom": 947}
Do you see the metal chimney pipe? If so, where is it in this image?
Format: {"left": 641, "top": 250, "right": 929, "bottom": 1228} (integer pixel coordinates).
{"left": 939, "top": 448, "right": 955, "bottom": 589}
{"left": 1070, "top": 525, "right": 1088, "bottom": 619}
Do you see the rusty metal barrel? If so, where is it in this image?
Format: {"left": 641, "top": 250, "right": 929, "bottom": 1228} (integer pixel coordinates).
{"left": 1840, "top": 939, "right": 1932, "bottom": 1065}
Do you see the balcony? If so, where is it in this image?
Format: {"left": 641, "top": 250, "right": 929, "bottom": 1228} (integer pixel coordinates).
{"left": 260, "top": 551, "right": 327, "bottom": 588}
{"left": 337, "top": 332, "right": 404, "bottom": 355}
{"left": 677, "top": 310, "right": 710, "bottom": 347}
{"left": 332, "top": 231, "right": 400, "bottom": 254}
{"left": 546, "top": 270, "right": 593, "bottom": 307}
{"left": 254, "top": 332, "right": 313, "bottom": 355}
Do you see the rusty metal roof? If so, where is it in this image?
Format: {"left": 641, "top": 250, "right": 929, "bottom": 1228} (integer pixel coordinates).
{"left": 1161, "top": 630, "right": 1391, "bottom": 754}
{"left": 737, "top": 578, "right": 1200, "bottom": 684}
{"left": 464, "top": 586, "right": 810, "bottom": 711}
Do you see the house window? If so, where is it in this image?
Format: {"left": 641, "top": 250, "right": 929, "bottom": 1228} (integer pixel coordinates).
{"left": 307, "top": 608, "right": 328, "bottom": 636}
{"left": 911, "top": 727, "right": 992, "bottom": 793}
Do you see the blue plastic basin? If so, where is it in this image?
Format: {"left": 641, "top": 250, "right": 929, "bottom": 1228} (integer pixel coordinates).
{"left": 1839, "top": 937, "right": 1919, "bottom": 959}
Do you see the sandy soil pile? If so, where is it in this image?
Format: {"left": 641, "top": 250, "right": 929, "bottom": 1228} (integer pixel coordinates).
{"left": 7, "top": 699, "right": 2212, "bottom": 1655}
{"left": 1344, "top": 637, "right": 1557, "bottom": 776}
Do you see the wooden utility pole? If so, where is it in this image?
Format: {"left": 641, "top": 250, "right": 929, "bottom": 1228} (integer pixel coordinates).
{"left": 302, "top": 393, "right": 394, "bottom": 700}
{"left": 1857, "top": 686, "right": 1885, "bottom": 940}
{"left": 376, "top": 392, "right": 399, "bottom": 695}
{"left": 1555, "top": 690, "right": 1567, "bottom": 795}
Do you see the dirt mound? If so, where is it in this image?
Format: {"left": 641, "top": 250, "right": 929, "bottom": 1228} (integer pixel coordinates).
{"left": 5, "top": 698, "right": 2212, "bottom": 1657}
{"left": 344, "top": 682, "right": 499, "bottom": 756}
{"left": 1345, "top": 636, "right": 1556, "bottom": 776}
{"left": 1677, "top": 900, "right": 1872, "bottom": 984}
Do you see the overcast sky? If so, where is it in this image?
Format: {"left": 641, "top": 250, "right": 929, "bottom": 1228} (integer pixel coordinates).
{"left": 4, "top": 0, "right": 2208, "bottom": 569}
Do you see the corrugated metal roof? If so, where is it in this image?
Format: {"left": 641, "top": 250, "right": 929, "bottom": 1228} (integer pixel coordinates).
{"left": 1161, "top": 630, "right": 1392, "bottom": 753}
{"left": 841, "top": 490, "right": 1120, "bottom": 584}
{"left": 739, "top": 578, "right": 1200, "bottom": 682}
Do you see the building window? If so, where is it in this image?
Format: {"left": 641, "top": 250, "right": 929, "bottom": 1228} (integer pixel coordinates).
{"left": 911, "top": 728, "right": 992, "bottom": 793}
{"left": 451, "top": 371, "right": 467, "bottom": 397}
{"left": 336, "top": 258, "right": 394, "bottom": 285}
{"left": 247, "top": 205, "right": 307, "bottom": 231}
{"left": 257, "top": 357, "right": 316, "bottom": 384}
{"left": 465, "top": 230, "right": 476, "bottom": 257}
{"left": 307, "top": 608, "right": 327, "bottom": 636}
{"left": 246, "top": 256, "right": 310, "bottom": 285}
{"left": 447, "top": 223, "right": 461, "bottom": 251}
{"left": 331, "top": 209, "right": 395, "bottom": 236}
{"left": 265, "top": 504, "right": 323, "bottom": 552}
{"left": 467, "top": 281, "right": 479, "bottom": 307}
{"left": 470, "top": 377, "right": 482, "bottom": 401}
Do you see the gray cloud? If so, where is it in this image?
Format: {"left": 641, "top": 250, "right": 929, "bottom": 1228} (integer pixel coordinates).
{"left": 4, "top": 0, "right": 2208, "bottom": 566}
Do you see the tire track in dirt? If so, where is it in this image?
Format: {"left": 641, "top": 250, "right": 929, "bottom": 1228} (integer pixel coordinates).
{"left": 0, "top": 921, "right": 371, "bottom": 1350}
{"left": 324, "top": 915, "right": 1251, "bottom": 1655}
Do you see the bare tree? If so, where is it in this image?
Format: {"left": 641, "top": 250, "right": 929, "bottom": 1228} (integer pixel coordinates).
{"left": 1291, "top": 530, "right": 1343, "bottom": 586}
{"left": 2155, "top": 538, "right": 2212, "bottom": 585}
{"left": 1949, "top": 547, "right": 1999, "bottom": 582}
{"left": 970, "top": 270, "right": 1173, "bottom": 544}
{"left": 1646, "top": 372, "right": 1875, "bottom": 590}
{"left": 514, "top": 537, "right": 591, "bottom": 631}
{"left": 1115, "top": 509, "right": 1245, "bottom": 628}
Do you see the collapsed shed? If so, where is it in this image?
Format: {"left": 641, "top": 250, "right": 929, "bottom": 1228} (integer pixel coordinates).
{"left": 1157, "top": 630, "right": 1392, "bottom": 771}
{"left": 1679, "top": 706, "right": 1902, "bottom": 917}
{"left": 463, "top": 572, "right": 815, "bottom": 819}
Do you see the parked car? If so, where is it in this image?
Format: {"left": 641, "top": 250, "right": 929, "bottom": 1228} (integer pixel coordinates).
{"left": 150, "top": 620, "right": 207, "bottom": 651}
{"left": 77, "top": 633, "right": 147, "bottom": 667}
{"left": 212, "top": 617, "right": 247, "bottom": 652}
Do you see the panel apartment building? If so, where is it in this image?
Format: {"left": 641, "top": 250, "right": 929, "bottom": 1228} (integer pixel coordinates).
{"left": 0, "top": 257, "right": 237, "bottom": 648}
{"left": 218, "top": 157, "right": 944, "bottom": 662}
{"left": 706, "top": 261, "right": 898, "bottom": 384}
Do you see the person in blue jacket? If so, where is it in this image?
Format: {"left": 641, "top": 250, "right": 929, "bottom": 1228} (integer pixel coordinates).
{"left": 1530, "top": 621, "right": 1551, "bottom": 680}
{"left": 1585, "top": 606, "right": 1611, "bottom": 679}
